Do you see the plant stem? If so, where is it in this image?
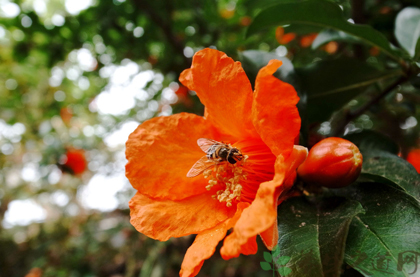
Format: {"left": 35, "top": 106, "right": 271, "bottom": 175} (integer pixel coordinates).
{"left": 132, "top": 0, "right": 190, "bottom": 69}
{"left": 332, "top": 75, "right": 408, "bottom": 137}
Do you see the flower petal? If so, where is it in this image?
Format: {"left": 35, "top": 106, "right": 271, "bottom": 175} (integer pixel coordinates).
{"left": 129, "top": 191, "right": 234, "bottom": 241}
{"left": 179, "top": 48, "right": 258, "bottom": 140}
{"left": 180, "top": 202, "right": 249, "bottom": 277}
{"left": 220, "top": 232, "right": 258, "bottom": 259}
{"left": 126, "top": 113, "right": 217, "bottom": 200}
{"left": 259, "top": 221, "right": 278, "bottom": 250}
{"left": 253, "top": 60, "right": 301, "bottom": 158}
{"left": 220, "top": 146, "right": 308, "bottom": 258}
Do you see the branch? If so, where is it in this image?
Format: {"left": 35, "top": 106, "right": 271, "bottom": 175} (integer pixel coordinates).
{"left": 132, "top": 1, "right": 190, "bottom": 68}
{"left": 332, "top": 75, "right": 408, "bottom": 136}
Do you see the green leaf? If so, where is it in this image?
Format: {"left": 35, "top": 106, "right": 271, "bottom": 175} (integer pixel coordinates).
{"left": 260, "top": 261, "right": 272, "bottom": 271}
{"left": 312, "top": 29, "right": 359, "bottom": 49}
{"left": 275, "top": 196, "right": 364, "bottom": 277}
{"left": 277, "top": 255, "right": 291, "bottom": 266}
{"left": 284, "top": 24, "right": 323, "bottom": 35}
{"left": 263, "top": 251, "right": 273, "bottom": 263}
{"left": 247, "top": 0, "right": 402, "bottom": 61}
{"left": 344, "top": 130, "right": 400, "bottom": 156}
{"left": 415, "top": 37, "right": 420, "bottom": 61}
{"left": 295, "top": 58, "right": 402, "bottom": 122}
{"left": 335, "top": 183, "right": 420, "bottom": 276}
{"left": 278, "top": 266, "right": 292, "bottom": 276}
{"left": 395, "top": 7, "right": 420, "bottom": 58}
{"left": 361, "top": 152, "right": 420, "bottom": 204}
{"left": 238, "top": 50, "right": 295, "bottom": 88}
{"left": 248, "top": 0, "right": 307, "bottom": 10}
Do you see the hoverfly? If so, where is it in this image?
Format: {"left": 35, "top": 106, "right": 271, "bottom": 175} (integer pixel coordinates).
{"left": 186, "top": 138, "right": 244, "bottom": 178}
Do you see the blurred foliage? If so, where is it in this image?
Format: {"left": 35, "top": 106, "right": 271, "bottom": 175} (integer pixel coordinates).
{"left": 0, "top": 0, "right": 420, "bottom": 276}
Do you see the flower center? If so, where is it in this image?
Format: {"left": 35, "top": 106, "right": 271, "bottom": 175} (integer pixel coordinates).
{"left": 204, "top": 155, "right": 249, "bottom": 207}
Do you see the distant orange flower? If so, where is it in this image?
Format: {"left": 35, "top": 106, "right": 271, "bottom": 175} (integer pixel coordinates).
{"left": 125, "top": 49, "right": 307, "bottom": 277}
{"left": 370, "top": 46, "right": 380, "bottom": 56}
{"left": 324, "top": 41, "right": 339, "bottom": 54}
{"left": 63, "top": 149, "right": 87, "bottom": 175}
{"left": 300, "top": 33, "right": 318, "bottom": 48}
{"left": 239, "top": 16, "right": 252, "bottom": 26}
{"left": 60, "top": 107, "right": 73, "bottom": 124}
{"left": 25, "top": 268, "right": 42, "bottom": 277}
{"left": 407, "top": 149, "right": 420, "bottom": 173}
{"left": 220, "top": 8, "right": 235, "bottom": 19}
{"left": 174, "top": 85, "right": 189, "bottom": 98}
{"left": 380, "top": 6, "right": 392, "bottom": 14}
{"left": 173, "top": 85, "right": 193, "bottom": 108}
{"left": 275, "top": 27, "right": 296, "bottom": 45}
{"left": 147, "top": 55, "right": 158, "bottom": 65}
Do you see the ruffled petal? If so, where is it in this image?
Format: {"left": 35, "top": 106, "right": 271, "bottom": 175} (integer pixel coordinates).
{"left": 220, "top": 232, "right": 258, "bottom": 259}
{"left": 126, "top": 113, "right": 217, "bottom": 200}
{"left": 220, "top": 146, "right": 308, "bottom": 258}
{"left": 253, "top": 60, "right": 301, "bottom": 158}
{"left": 259, "top": 221, "right": 278, "bottom": 250}
{"left": 129, "top": 191, "right": 234, "bottom": 241}
{"left": 179, "top": 48, "right": 258, "bottom": 140}
{"left": 180, "top": 202, "right": 249, "bottom": 277}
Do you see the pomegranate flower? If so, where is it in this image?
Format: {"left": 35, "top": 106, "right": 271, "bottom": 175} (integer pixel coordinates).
{"left": 63, "top": 148, "right": 87, "bottom": 175}
{"left": 407, "top": 149, "right": 420, "bottom": 173}
{"left": 125, "top": 49, "right": 308, "bottom": 277}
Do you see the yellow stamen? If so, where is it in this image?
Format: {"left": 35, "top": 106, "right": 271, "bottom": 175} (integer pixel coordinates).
{"left": 205, "top": 156, "right": 248, "bottom": 207}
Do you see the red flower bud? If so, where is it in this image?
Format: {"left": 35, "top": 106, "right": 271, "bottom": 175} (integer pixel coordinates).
{"left": 297, "top": 137, "right": 363, "bottom": 188}
{"left": 64, "top": 149, "right": 87, "bottom": 175}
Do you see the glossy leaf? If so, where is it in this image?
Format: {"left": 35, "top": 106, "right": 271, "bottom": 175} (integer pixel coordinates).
{"left": 335, "top": 183, "right": 420, "bottom": 276}
{"left": 312, "top": 29, "right": 359, "bottom": 49}
{"left": 247, "top": 0, "right": 402, "bottom": 61}
{"left": 295, "top": 59, "right": 402, "bottom": 122}
{"left": 284, "top": 24, "right": 323, "bottom": 35}
{"left": 344, "top": 130, "right": 400, "bottom": 156}
{"left": 361, "top": 152, "right": 420, "bottom": 205}
{"left": 415, "top": 37, "right": 420, "bottom": 60}
{"left": 248, "top": 0, "right": 307, "bottom": 10}
{"left": 395, "top": 7, "right": 420, "bottom": 58}
{"left": 275, "top": 196, "right": 364, "bottom": 277}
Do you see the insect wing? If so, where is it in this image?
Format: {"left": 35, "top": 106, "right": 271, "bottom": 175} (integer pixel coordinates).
{"left": 187, "top": 156, "right": 215, "bottom": 177}
{"left": 197, "top": 138, "right": 222, "bottom": 153}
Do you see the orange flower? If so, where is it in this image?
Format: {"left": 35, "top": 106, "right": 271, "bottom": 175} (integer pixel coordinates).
{"left": 174, "top": 84, "right": 189, "bottom": 98}
{"left": 324, "top": 41, "right": 339, "bottom": 54}
{"left": 63, "top": 149, "right": 87, "bottom": 175}
{"left": 25, "top": 268, "right": 42, "bottom": 277}
{"left": 370, "top": 46, "right": 380, "bottom": 56}
{"left": 125, "top": 49, "right": 307, "bottom": 277}
{"left": 239, "top": 16, "right": 252, "bottom": 27}
{"left": 60, "top": 107, "right": 73, "bottom": 124}
{"left": 407, "top": 149, "right": 420, "bottom": 173}
{"left": 300, "top": 33, "right": 318, "bottom": 48}
{"left": 275, "top": 27, "right": 296, "bottom": 45}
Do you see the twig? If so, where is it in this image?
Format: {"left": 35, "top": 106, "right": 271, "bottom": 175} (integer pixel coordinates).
{"left": 332, "top": 75, "right": 408, "bottom": 136}
{"left": 132, "top": 1, "right": 190, "bottom": 68}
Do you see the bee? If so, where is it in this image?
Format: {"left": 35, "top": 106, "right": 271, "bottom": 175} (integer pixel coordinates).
{"left": 187, "top": 138, "right": 244, "bottom": 178}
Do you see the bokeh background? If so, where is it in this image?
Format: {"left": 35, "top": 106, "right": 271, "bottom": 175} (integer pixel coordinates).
{"left": 1, "top": 0, "right": 420, "bottom": 276}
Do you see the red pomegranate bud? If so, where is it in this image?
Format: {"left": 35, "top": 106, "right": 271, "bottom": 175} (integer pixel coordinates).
{"left": 297, "top": 137, "right": 363, "bottom": 188}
